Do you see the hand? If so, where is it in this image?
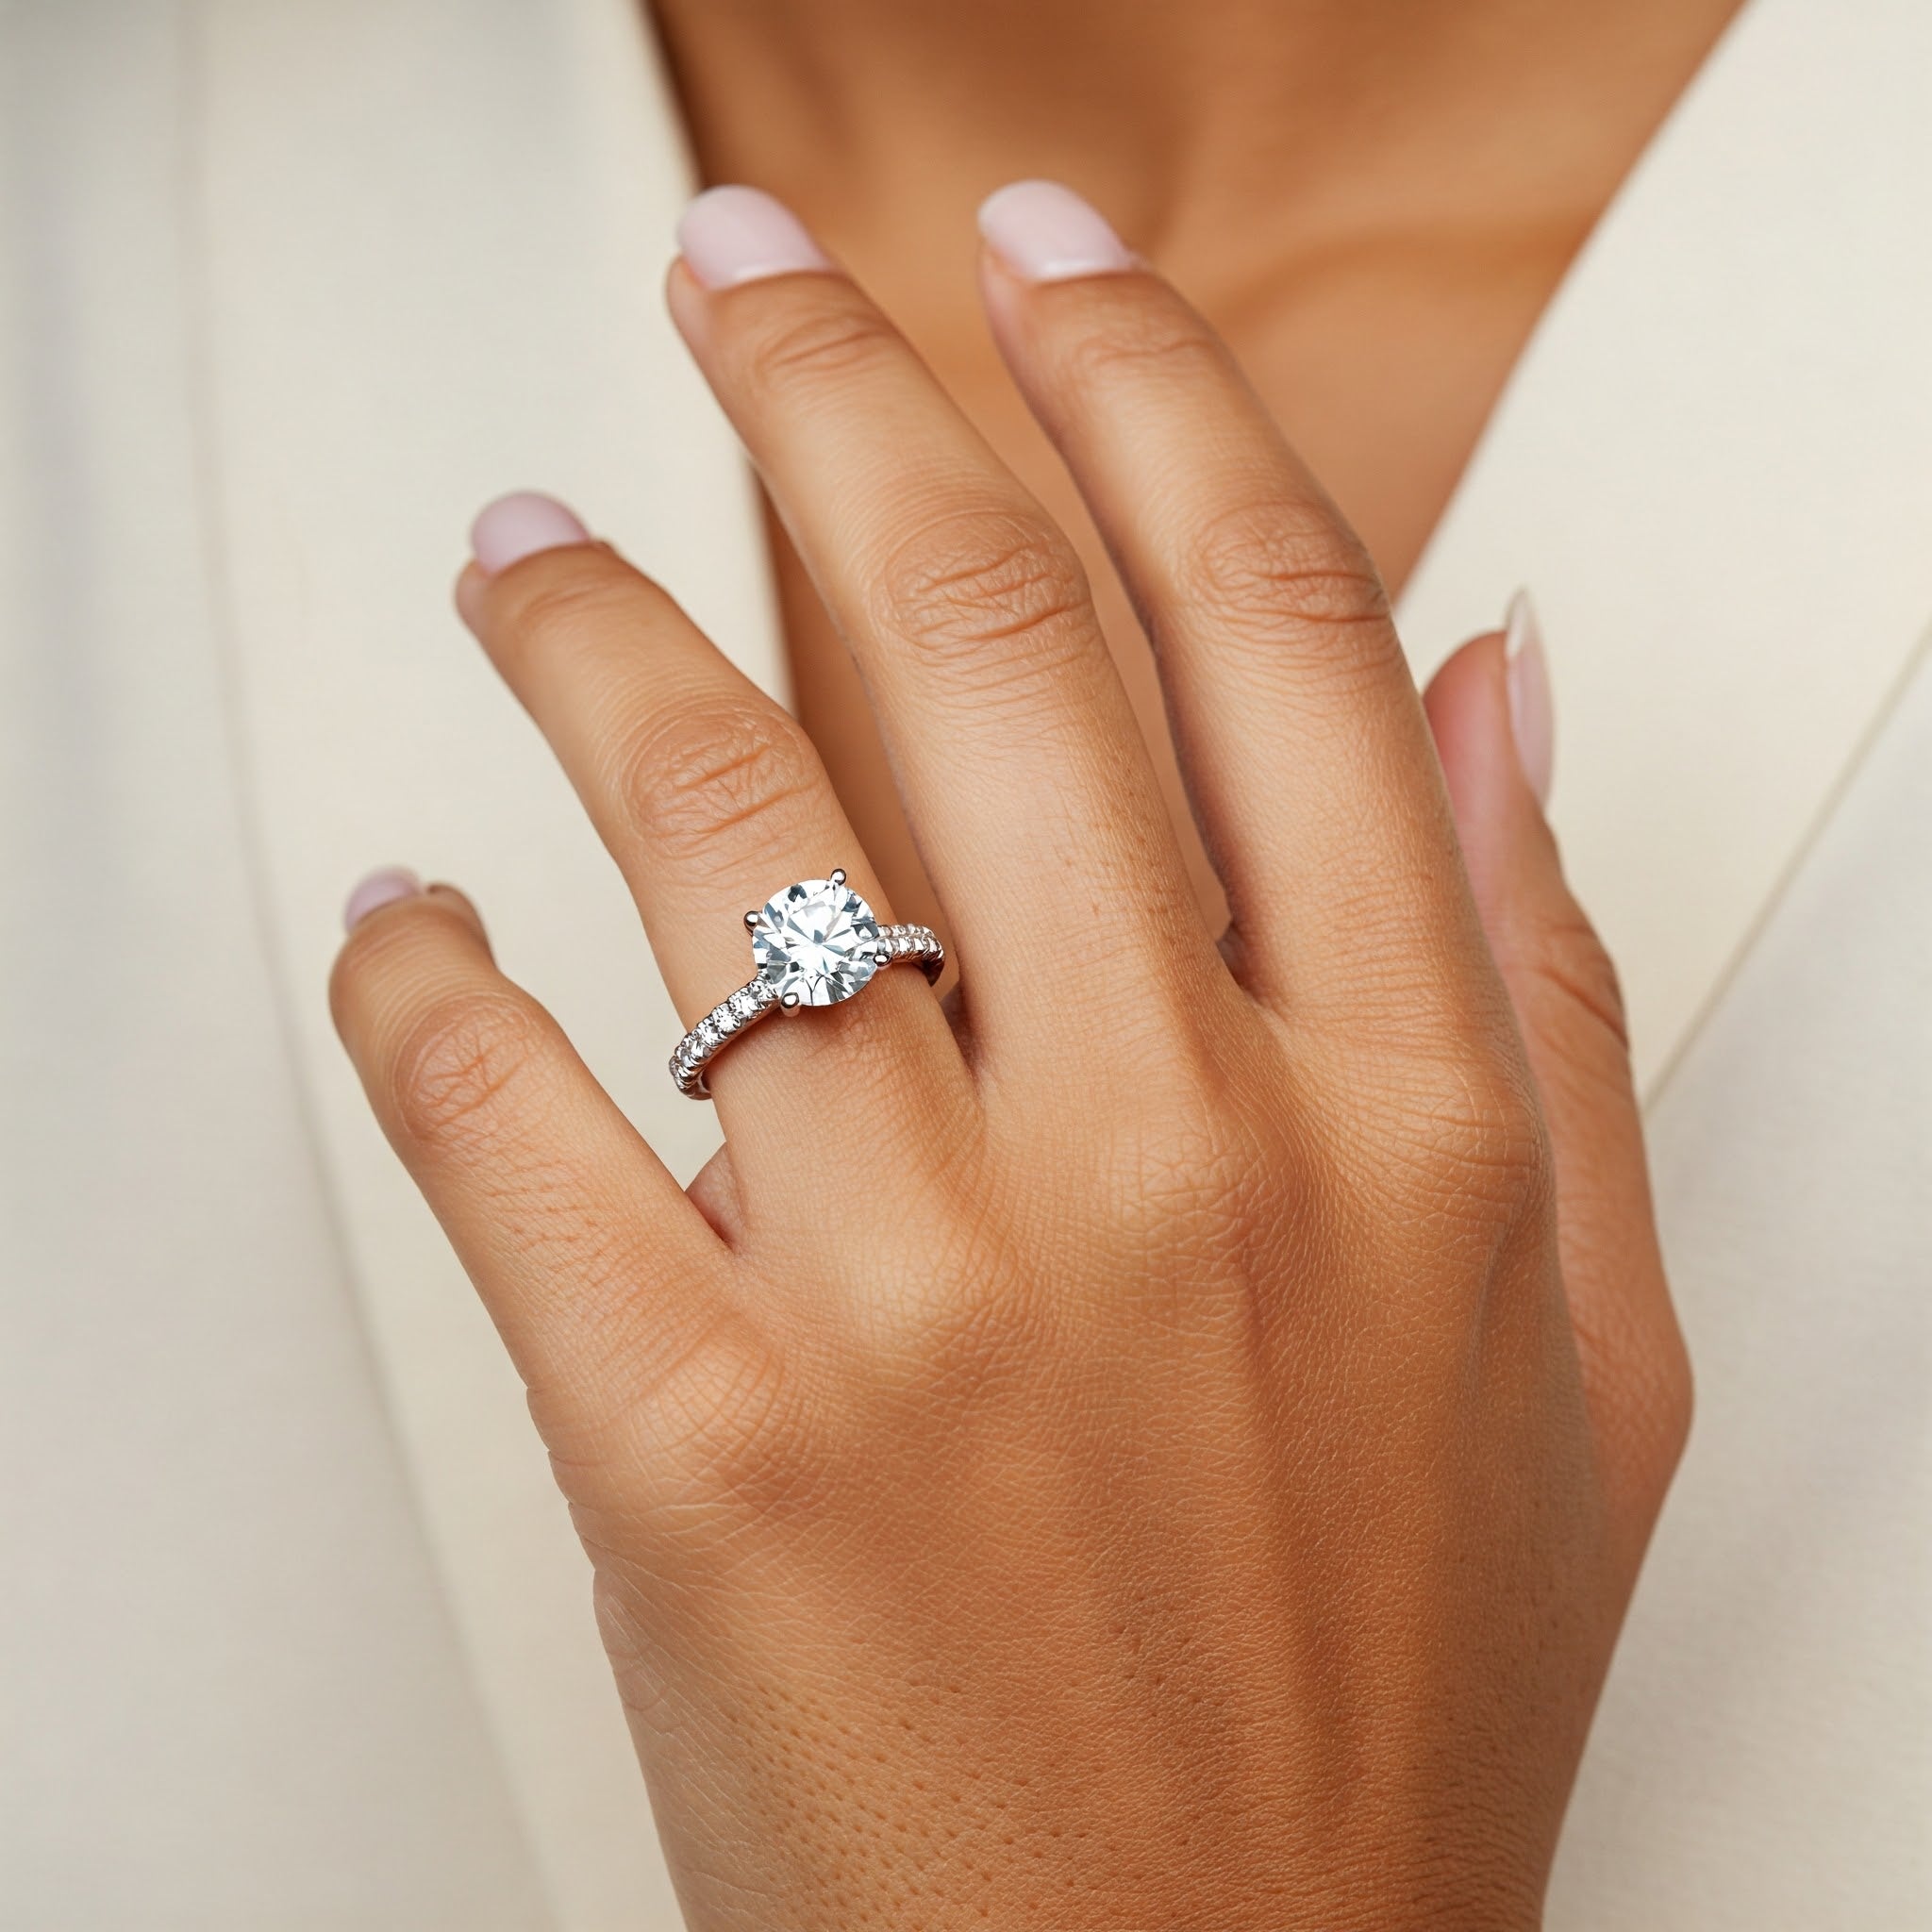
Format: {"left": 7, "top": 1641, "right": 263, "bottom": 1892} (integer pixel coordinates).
{"left": 332, "top": 183, "right": 1689, "bottom": 1931}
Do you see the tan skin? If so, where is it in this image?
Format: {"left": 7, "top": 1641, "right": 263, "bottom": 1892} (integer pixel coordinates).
{"left": 654, "top": 0, "right": 1745, "bottom": 926}
{"left": 332, "top": 4, "right": 1732, "bottom": 1924}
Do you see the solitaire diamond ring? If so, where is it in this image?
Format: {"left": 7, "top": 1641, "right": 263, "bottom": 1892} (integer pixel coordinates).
{"left": 670, "top": 870, "right": 944, "bottom": 1098}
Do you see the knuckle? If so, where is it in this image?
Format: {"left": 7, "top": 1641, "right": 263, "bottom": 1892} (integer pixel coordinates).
{"left": 1526, "top": 904, "right": 1631, "bottom": 1055}
{"left": 1384, "top": 1045, "right": 1551, "bottom": 1221}
{"left": 390, "top": 990, "right": 554, "bottom": 1156}
{"left": 552, "top": 1317, "right": 811, "bottom": 1570}
{"left": 869, "top": 504, "right": 1093, "bottom": 679}
{"left": 1179, "top": 494, "right": 1392, "bottom": 668}
{"left": 1059, "top": 301, "right": 1227, "bottom": 391}
{"left": 1111, "top": 1097, "right": 1259, "bottom": 1268}
{"left": 497, "top": 566, "right": 670, "bottom": 677}
{"left": 621, "top": 1310, "right": 818, "bottom": 1528}
{"left": 1582, "top": 1289, "right": 1694, "bottom": 1524}
{"left": 883, "top": 1232, "right": 1057, "bottom": 1412}
{"left": 740, "top": 297, "right": 900, "bottom": 394}
{"left": 620, "top": 699, "right": 823, "bottom": 870}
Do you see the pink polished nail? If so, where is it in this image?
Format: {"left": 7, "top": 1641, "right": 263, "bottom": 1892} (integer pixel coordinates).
{"left": 343, "top": 866, "right": 422, "bottom": 932}
{"left": 977, "top": 180, "right": 1138, "bottom": 283}
{"left": 469, "top": 491, "right": 591, "bottom": 576}
{"left": 1504, "top": 590, "right": 1555, "bottom": 807}
{"left": 676, "top": 186, "right": 835, "bottom": 291}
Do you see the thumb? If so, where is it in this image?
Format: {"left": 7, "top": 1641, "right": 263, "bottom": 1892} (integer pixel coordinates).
{"left": 1425, "top": 594, "right": 1691, "bottom": 1567}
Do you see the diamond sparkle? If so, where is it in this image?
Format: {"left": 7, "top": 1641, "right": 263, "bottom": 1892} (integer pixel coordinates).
{"left": 751, "top": 877, "right": 882, "bottom": 1007}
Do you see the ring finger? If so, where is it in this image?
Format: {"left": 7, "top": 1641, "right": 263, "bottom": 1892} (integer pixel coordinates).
{"left": 667, "top": 188, "right": 1224, "bottom": 1079}
{"left": 456, "top": 498, "right": 966, "bottom": 1169}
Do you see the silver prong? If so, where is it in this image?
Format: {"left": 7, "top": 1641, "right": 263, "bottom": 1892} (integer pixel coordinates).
{"left": 874, "top": 948, "right": 893, "bottom": 967}
{"left": 829, "top": 867, "right": 847, "bottom": 887}
{"left": 780, "top": 991, "right": 801, "bottom": 1010}
{"left": 743, "top": 909, "right": 760, "bottom": 931}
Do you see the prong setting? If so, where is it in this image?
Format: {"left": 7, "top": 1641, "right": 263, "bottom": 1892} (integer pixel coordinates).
{"left": 672, "top": 886, "right": 945, "bottom": 1098}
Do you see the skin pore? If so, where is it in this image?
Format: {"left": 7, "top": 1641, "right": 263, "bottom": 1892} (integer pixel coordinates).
{"left": 650, "top": 0, "right": 1743, "bottom": 930}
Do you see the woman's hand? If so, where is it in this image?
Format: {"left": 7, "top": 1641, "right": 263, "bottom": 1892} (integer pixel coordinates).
{"left": 332, "top": 182, "right": 1689, "bottom": 1931}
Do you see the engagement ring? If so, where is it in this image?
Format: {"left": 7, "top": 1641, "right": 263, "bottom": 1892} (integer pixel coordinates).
{"left": 670, "top": 870, "right": 943, "bottom": 1097}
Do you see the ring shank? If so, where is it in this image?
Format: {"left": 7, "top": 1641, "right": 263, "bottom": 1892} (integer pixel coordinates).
{"left": 670, "top": 923, "right": 943, "bottom": 1098}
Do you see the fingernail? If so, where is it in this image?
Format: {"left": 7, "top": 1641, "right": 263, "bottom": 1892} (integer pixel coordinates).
{"left": 676, "top": 185, "right": 835, "bottom": 291}
{"left": 977, "top": 180, "right": 1138, "bottom": 283}
{"left": 1505, "top": 589, "right": 1554, "bottom": 807}
{"left": 470, "top": 491, "right": 591, "bottom": 575}
{"left": 343, "top": 866, "right": 422, "bottom": 931}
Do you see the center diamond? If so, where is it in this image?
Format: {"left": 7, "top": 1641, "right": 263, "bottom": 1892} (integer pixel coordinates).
{"left": 751, "top": 877, "right": 882, "bottom": 1007}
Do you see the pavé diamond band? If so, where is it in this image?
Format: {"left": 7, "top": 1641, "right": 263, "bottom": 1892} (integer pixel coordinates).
{"left": 670, "top": 870, "right": 944, "bottom": 1098}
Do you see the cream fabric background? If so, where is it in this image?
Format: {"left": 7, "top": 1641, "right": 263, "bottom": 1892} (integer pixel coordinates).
{"left": 3, "top": 0, "right": 1927, "bottom": 1924}
{"left": 1, "top": 8, "right": 551, "bottom": 1925}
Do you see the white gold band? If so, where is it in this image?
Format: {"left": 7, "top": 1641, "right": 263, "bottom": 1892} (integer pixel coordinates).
{"left": 670, "top": 923, "right": 943, "bottom": 1099}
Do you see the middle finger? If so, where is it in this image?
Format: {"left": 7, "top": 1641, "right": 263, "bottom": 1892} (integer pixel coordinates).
{"left": 974, "top": 183, "right": 1499, "bottom": 1042}
{"left": 668, "top": 187, "right": 1223, "bottom": 1071}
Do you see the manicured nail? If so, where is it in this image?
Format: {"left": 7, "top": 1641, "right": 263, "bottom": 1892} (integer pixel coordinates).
{"left": 676, "top": 186, "right": 835, "bottom": 291}
{"left": 343, "top": 866, "right": 421, "bottom": 932}
{"left": 977, "top": 180, "right": 1138, "bottom": 283}
{"left": 470, "top": 492, "right": 591, "bottom": 575}
{"left": 1505, "top": 590, "right": 1554, "bottom": 807}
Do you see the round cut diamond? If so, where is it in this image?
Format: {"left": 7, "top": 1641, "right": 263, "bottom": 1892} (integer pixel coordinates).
{"left": 752, "top": 877, "right": 882, "bottom": 1007}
